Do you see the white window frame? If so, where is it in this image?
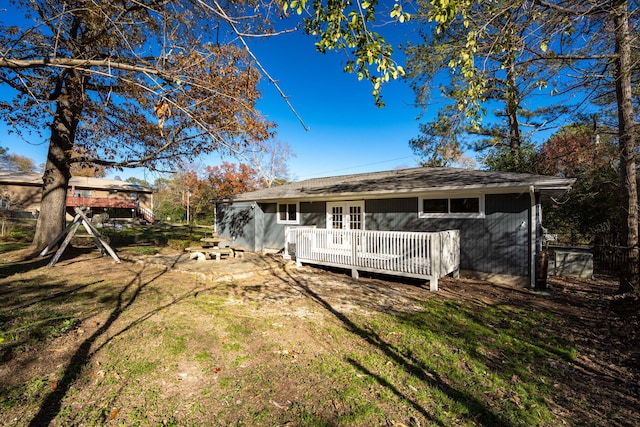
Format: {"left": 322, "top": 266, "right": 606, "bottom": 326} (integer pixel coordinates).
{"left": 418, "top": 194, "right": 485, "bottom": 219}
{"left": 277, "top": 201, "right": 300, "bottom": 224}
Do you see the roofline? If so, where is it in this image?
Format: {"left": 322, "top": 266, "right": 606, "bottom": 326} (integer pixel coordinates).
{"left": 228, "top": 180, "right": 576, "bottom": 203}
{"left": 0, "top": 172, "right": 153, "bottom": 193}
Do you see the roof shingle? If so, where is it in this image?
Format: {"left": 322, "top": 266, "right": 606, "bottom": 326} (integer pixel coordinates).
{"left": 231, "top": 167, "right": 575, "bottom": 201}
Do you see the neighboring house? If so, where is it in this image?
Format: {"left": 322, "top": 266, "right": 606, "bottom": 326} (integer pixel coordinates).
{"left": 217, "top": 167, "right": 574, "bottom": 286}
{"left": 0, "top": 171, "right": 154, "bottom": 223}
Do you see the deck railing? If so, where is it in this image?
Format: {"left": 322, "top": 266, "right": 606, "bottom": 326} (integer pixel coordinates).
{"left": 66, "top": 196, "right": 155, "bottom": 223}
{"left": 137, "top": 206, "right": 155, "bottom": 224}
{"left": 66, "top": 196, "right": 137, "bottom": 209}
{"left": 284, "top": 227, "right": 460, "bottom": 291}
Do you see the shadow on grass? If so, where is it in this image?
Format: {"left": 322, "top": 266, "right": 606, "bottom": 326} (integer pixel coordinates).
{"left": 1, "top": 253, "right": 202, "bottom": 427}
{"left": 278, "top": 264, "right": 509, "bottom": 426}
{"left": 0, "top": 256, "right": 50, "bottom": 278}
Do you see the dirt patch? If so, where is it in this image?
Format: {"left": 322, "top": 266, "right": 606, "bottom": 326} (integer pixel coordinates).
{"left": 1, "top": 249, "right": 638, "bottom": 426}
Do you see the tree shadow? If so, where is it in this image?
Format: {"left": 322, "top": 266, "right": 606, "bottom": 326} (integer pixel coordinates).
{"left": 0, "top": 256, "right": 50, "bottom": 278}
{"left": 23, "top": 255, "right": 202, "bottom": 427}
{"left": 278, "top": 263, "right": 509, "bottom": 426}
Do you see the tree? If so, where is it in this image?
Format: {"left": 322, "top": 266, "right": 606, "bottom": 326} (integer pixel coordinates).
{"left": 536, "top": 123, "right": 618, "bottom": 178}
{"left": 70, "top": 148, "right": 107, "bottom": 177}
{"left": 283, "top": 0, "right": 411, "bottom": 107}
{"left": 484, "top": 123, "right": 621, "bottom": 245}
{"left": 243, "top": 139, "right": 295, "bottom": 187}
{"left": 481, "top": 143, "right": 542, "bottom": 175}
{"left": 406, "top": 0, "right": 570, "bottom": 167}
{"left": 125, "top": 177, "right": 152, "bottom": 187}
{"left": 151, "top": 176, "right": 185, "bottom": 223}
{"left": 418, "top": 0, "right": 639, "bottom": 293}
{"left": 1, "top": 1, "right": 276, "bottom": 255}
{"left": 0, "top": 147, "right": 37, "bottom": 172}
{"left": 205, "top": 162, "right": 264, "bottom": 198}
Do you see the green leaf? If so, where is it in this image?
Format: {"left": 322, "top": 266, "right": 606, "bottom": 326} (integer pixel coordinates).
{"left": 540, "top": 39, "right": 549, "bottom": 52}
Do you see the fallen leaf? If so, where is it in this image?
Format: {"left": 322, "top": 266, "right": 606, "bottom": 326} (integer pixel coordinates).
{"left": 510, "top": 395, "right": 523, "bottom": 408}
{"left": 109, "top": 408, "right": 119, "bottom": 420}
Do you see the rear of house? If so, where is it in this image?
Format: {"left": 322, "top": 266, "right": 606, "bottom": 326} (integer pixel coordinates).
{"left": 0, "top": 171, "right": 154, "bottom": 223}
{"left": 216, "top": 167, "right": 574, "bottom": 286}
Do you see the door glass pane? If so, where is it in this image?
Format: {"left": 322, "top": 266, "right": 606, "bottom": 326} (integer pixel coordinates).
{"left": 349, "top": 206, "right": 362, "bottom": 230}
{"left": 332, "top": 206, "right": 343, "bottom": 229}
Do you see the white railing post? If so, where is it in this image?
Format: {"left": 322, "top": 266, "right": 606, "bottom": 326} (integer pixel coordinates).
{"left": 351, "top": 230, "right": 359, "bottom": 278}
{"left": 283, "top": 226, "right": 291, "bottom": 260}
{"left": 431, "top": 233, "right": 442, "bottom": 291}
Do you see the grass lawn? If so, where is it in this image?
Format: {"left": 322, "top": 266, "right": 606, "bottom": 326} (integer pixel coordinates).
{"left": 1, "top": 221, "right": 638, "bottom": 426}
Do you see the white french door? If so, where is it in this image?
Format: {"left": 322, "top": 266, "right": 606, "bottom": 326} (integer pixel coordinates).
{"left": 326, "top": 201, "right": 364, "bottom": 249}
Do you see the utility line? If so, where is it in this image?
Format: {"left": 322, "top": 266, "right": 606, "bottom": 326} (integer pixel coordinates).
{"left": 297, "top": 155, "right": 416, "bottom": 180}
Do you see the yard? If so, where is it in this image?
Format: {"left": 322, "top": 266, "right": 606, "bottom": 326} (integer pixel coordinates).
{"left": 0, "top": 223, "right": 639, "bottom": 426}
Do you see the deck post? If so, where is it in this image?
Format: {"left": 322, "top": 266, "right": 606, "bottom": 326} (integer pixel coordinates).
{"left": 283, "top": 227, "right": 291, "bottom": 260}
{"left": 432, "top": 233, "right": 442, "bottom": 280}
{"left": 351, "top": 231, "right": 359, "bottom": 279}
{"left": 429, "top": 277, "right": 438, "bottom": 292}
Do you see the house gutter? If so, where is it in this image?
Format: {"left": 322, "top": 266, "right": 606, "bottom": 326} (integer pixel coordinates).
{"left": 529, "top": 185, "right": 536, "bottom": 288}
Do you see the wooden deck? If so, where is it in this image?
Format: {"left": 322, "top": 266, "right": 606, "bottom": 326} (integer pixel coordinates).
{"left": 284, "top": 228, "right": 460, "bottom": 291}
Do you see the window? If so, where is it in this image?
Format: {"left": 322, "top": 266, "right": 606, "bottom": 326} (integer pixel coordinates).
{"left": 419, "top": 195, "right": 484, "bottom": 218}
{"left": 450, "top": 197, "right": 479, "bottom": 213}
{"left": 422, "top": 198, "right": 448, "bottom": 214}
{"left": 277, "top": 202, "right": 299, "bottom": 224}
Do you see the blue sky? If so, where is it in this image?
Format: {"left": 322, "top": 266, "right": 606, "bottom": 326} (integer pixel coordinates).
{"left": 0, "top": 8, "right": 430, "bottom": 183}
{"left": 0, "top": 5, "right": 598, "bottom": 184}
{"left": 242, "top": 29, "right": 426, "bottom": 181}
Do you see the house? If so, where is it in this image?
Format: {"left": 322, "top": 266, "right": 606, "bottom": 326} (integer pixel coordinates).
{"left": 0, "top": 171, "right": 155, "bottom": 223}
{"left": 217, "top": 167, "right": 574, "bottom": 287}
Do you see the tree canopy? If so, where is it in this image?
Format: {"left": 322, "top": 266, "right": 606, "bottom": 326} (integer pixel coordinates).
{"left": 1, "top": 0, "right": 274, "bottom": 171}
{"left": 0, "top": 146, "right": 37, "bottom": 172}
{"left": 406, "top": 0, "right": 639, "bottom": 293}
{"left": 1, "top": 0, "right": 279, "bottom": 252}
{"left": 1, "top": 0, "right": 408, "bottom": 253}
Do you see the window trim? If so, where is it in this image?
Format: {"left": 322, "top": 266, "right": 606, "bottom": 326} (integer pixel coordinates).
{"left": 277, "top": 201, "right": 300, "bottom": 224}
{"left": 418, "top": 194, "right": 485, "bottom": 219}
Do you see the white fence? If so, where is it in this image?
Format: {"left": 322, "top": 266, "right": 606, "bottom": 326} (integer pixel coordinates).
{"left": 284, "top": 227, "right": 460, "bottom": 291}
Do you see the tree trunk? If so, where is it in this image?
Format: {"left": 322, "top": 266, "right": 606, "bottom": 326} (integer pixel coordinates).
{"left": 505, "top": 37, "right": 521, "bottom": 153}
{"left": 612, "top": 0, "right": 639, "bottom": 294}
{"left": 28, "top": 71, "right": 84, "bottom": 255}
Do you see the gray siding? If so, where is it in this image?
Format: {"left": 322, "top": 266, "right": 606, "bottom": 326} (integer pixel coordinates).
{"left": 301, "top": 201, "right": 326, "bottom": 228}
{"left": 217, "top": 202, "right": 256, "bottom": 251}
{"left": 225, "top": 193, "right": 531, "bottom": 276}
{"left": 259, "top": 202, "right": 327, "bottom": 250}
{"left": 365, "top": 194, "right": 530, "bottom": 276}
{"left": 260, "top": 203, "right": 286, "bottom": 250}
